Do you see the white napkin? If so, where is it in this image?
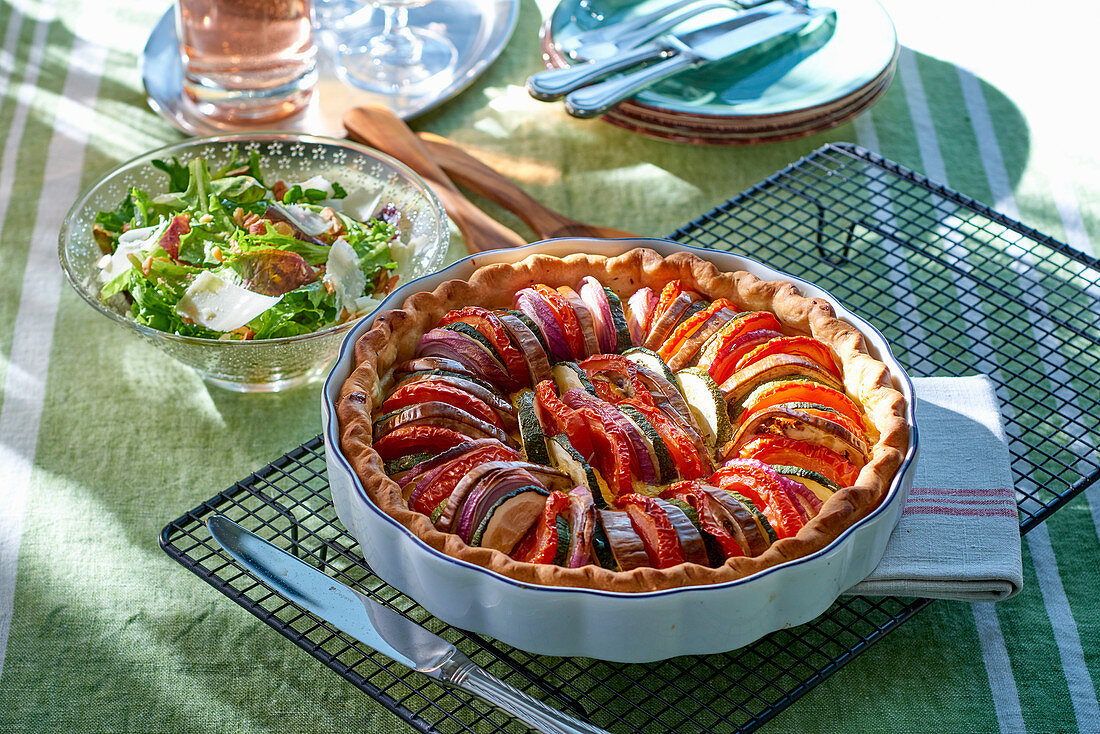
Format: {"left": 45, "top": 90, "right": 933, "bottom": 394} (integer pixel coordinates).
{"left": 846, "top": 375, "right": 1023, "bottom": 602}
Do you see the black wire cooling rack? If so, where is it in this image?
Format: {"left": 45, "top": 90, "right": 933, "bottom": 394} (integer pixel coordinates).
{"left": 161, "top": 143, "right": 1100, "bottom": 734}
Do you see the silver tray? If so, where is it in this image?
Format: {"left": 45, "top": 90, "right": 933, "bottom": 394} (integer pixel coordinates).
{"left": 141, "top": 0, "right": 519, "bottom": 136}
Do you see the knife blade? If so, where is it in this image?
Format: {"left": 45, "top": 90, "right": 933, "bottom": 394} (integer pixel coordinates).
{"left": 564, "top": 6, "right": 834, "bottom": 118}
{"left": 528, "top": 2, "right": 792, "bottom": 101}
{"left": 206, "top": 515, "right": 609, "bottom": 734}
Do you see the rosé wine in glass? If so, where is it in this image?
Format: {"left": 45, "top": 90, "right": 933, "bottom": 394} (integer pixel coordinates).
{"left": 177, "top": 0, "right": 318, "bottom": 122}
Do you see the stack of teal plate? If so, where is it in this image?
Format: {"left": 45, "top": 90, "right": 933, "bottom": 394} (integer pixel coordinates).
{"left": 540, "top": 0, "right": 898, "bottom": 144}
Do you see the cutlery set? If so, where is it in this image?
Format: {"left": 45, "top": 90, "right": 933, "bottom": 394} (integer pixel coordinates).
{"left": 528, "top": 0, "right": 835, "bottom": 118}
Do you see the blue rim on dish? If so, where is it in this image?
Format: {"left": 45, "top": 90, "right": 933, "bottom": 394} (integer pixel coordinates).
{"left": 321, "top": 238, "right": 919, "bottom": 599}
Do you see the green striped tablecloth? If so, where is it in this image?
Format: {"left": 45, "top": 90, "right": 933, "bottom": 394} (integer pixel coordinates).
{"left": 1, "top": 0, "right": 1098, "bottom": 731}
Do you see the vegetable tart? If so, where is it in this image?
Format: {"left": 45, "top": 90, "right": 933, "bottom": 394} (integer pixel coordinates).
{"left": 336, "top": 247, "right": 908, "bottom": 593}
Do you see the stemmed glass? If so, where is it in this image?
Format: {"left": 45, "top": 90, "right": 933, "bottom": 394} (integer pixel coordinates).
{"left": 333, "top": 0, "right": 459, "bottom": 94}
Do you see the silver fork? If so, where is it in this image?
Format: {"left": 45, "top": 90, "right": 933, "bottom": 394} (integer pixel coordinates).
{"left": 558, "top": 0, "right": 729, "bottom": 59}
{"left": 568, "top": 1, "right": 734, "bottom": 61}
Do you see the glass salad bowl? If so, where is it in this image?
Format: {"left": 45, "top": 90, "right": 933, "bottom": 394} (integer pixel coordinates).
{"left": 59, "top": 133, "right": 448, "bottom": 392}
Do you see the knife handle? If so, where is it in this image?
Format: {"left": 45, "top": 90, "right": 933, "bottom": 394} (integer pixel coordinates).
{"left": 437, "top": 654, "right": 609, "bottom": 734}
{"left": 564, "top": 52, "right": 697, "bottom": 118}
{"left": 526, "top": 42, "right": 667, "bottom": 100}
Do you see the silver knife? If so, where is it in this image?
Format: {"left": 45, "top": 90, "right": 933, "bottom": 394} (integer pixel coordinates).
{"left": 206, "top": 516, "right": 608, "bottom": 734}
{"left": 564, "top": 6, "right": 834, "bottom": 118}
{"left": 527, "top": 2, "right": 792, "bottom": 101}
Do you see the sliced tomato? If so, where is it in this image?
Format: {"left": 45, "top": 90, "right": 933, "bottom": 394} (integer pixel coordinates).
{"left": 512, "top": 490, "right": 569, "bottom": 564}
{"left": 707, "top": 330, "right": 784, "bottom": 385}
{"left": 383, "top": 380, "right": 503, "bottom": 429}
{"left": 534, "top": 379, "right": 594, "bottom": 459}
{"left": 710, "top": 460, "right": 803, "bottom": 539}
{"left": 408, "top": 443, "right": 520, "bottom": 515}
{"left": 575, "top": 404, "right": 637, "bottom": 498}
{"left": 439, "top": 306, "right": 529, "bottom": 388}
{"left": 532, "top": 284, "right": 586, "bottom": 360}
{"left": 621, "top": 399, "right": 707, "bottom": 480}
{"left": 373, "top": 425, "right": 472, "bottom": 461}
{"left": 657, "top": 298, "right": 735, "bottom": 362}
{"left": 579, "top": 354, "right": 656, "bottom": 409}
{"left": 698, "top": 312, "right": 782, "bottom": 362}
{"left": 651, "top": 280, "right": 683, "bottom": 330}
{"left": 733, "top": 335, "right": 842, "bottom": 380}
{"left": 736, "top": 435, "right": 861, "bottom": 487}
{"left": 738, "top": 380, "right": 866, "bottom": 433}
{"left": 660, "top": 481, "right": 744, "bottom": 559}
{"left": 617, "top": 493, "right": 686, "bottom": 569}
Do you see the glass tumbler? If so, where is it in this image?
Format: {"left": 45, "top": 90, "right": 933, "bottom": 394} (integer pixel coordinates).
{"left": 177, "top": 0, "right": 319, "bottom": 122}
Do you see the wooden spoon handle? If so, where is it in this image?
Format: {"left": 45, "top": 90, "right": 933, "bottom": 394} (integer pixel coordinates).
{"left": 343, "top": 107, "right": 527, "bottom": 253}
{"left": 416, "top": 132, "right": 575, "bottom": 240}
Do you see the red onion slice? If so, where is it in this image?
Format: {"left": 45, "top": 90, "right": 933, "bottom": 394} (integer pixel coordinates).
{"left": 579, "top": 276, "right": 617, "bottom": 353}
{"left": 625, "top": 287, "right": 657, "bottom": 347}
{"left": 515, "top": 288, "right": 571, "bottom": 362}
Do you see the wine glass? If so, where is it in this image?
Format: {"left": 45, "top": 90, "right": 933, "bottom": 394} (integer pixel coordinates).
{"left": 332, "top": 0, "right": 459, "bottom": 94}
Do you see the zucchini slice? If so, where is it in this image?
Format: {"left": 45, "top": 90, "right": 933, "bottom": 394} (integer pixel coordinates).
{"left": 727, "top": 490, "right": 779, "bottom": 545}
{"left": 617, "top": 403, "right": 675, "bottom": 484}
{"left": 603, "top": 287, "right": 632, "bottom": 352}
{"left": 546, "top": 434, "right": 614, "bottom": 508}
{"left": 513, "top": 389, "right": 551, "bottom": 466}
{"left": 770, "top": 464, "right": 841, "bottom": 502}
{"left": 470, "top": 487, "right": 550, "bottom": 552}
{"left": 623, "top": 346, "right": 678, "bottom": 386}
{"left": 675, "top": 367, "right": 732, "bottom": 449}
{"left": 502, "top": 308, "right": 551, "bottom": 356}
{"left": 551, "top": 362, "right": 598, "bottom": 396}
{"left": 383, "top": 451, "right": 436, "bottom": 478}
{"left": 552, "top": 515, "right": 572, "bottom": 567}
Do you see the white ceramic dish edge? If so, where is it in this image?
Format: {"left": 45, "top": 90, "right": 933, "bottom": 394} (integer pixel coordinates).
{"left": 321, "top": 238, "right": 919, "bottom": 662}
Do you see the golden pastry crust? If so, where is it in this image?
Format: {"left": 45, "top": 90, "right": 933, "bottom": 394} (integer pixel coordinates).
{"left": 337, "top": 248, "right": 910, "bottom": 593}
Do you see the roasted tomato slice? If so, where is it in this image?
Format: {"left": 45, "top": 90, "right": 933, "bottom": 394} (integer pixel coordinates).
{"left": 383, "top": 380, "right": 503, "bottom": 429}
{"left": 617, "top": 493, "right": 686, "bottom": 569}
{"left": 710, "top": 460, "right": 803, "bottom": 539}
{"left": 576, "top": 405, "right": 637, "bottom": 498}
{"left": 407, "top": 443, "right": 521, "bottom": 515}
{"left": 735, "top": 435, "right": 861, "bottom": 487}
{"left": 738, "top": 380, "right": 866, "bottom": 433}
{"left": 373, "top": 425, "right": 472, "bottom": 461}
{"left": 512, "top": 490, "right": 570, "bottom": 564}
{"left": 534, "top": 379, "right": 594, "bottom": 459}
{"left": 733, "top": 335, "right": 842, "bottom": 380}
{"left": 439, "top": 306, "right": 529, "bottom": 388}
{"left": 698, "top": 312, "right": 782, "bottom": 360}
{"left": 661, "top": 481, "right": 744, "bottom": 559}
{"left": 657, "top": 298, "right": 736, "bottom": 362}
{"left": 532, "top": 284, "right": 586, "bottom": 361}
{"left": 651, "top": 280, "right": 684, "bottom": 328}
{"left": 579, "top": 354, "right": 656, "bottom": 409}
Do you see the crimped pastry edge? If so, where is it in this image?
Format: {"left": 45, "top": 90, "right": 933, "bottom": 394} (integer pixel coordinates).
{"left": 336, "top": 248, "right": 909, "bottom": 593}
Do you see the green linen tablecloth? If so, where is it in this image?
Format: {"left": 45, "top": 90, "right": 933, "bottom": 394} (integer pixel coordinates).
{"left": 0, "top": 0, "right": 1098, "bottom": 731}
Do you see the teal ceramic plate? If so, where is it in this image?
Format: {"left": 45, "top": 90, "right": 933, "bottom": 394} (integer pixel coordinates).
{"left": 544, "top": 0, "right": 896, "bottom": 117}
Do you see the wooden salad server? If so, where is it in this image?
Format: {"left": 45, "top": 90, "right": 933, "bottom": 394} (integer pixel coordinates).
{"left": 415, "top": 132, "right": 639, "bottom": 241}
{"left": 343, "top": 106, "right": 527, "bottom": 253}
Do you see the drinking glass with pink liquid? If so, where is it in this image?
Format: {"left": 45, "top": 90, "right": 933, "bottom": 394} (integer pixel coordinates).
{"left": 177, "top": 0, "right": 318, "bottom": 123}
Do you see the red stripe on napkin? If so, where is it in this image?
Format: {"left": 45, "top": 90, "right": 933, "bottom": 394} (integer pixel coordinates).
{"left": 902, "top": 505, "right": 1019, "bottom": 519}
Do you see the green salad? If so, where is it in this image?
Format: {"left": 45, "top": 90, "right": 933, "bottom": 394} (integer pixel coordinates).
{"left": 93, "top": 153, "right": 402, "bottom": 340}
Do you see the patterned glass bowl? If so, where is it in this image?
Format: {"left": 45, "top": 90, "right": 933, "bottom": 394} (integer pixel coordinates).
{"left": 59, "top": 134, "right": 448, "bottom": 392}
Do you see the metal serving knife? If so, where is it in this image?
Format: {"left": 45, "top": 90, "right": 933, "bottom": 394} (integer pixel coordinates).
{"left": 527, "top": 2, "right": 792, "bottom": 101}
{"left": 206, "top": 516, "right": 609, "bottom": 734}
{"left": 564, "top": 5, "right": 834, "bottom": 118}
